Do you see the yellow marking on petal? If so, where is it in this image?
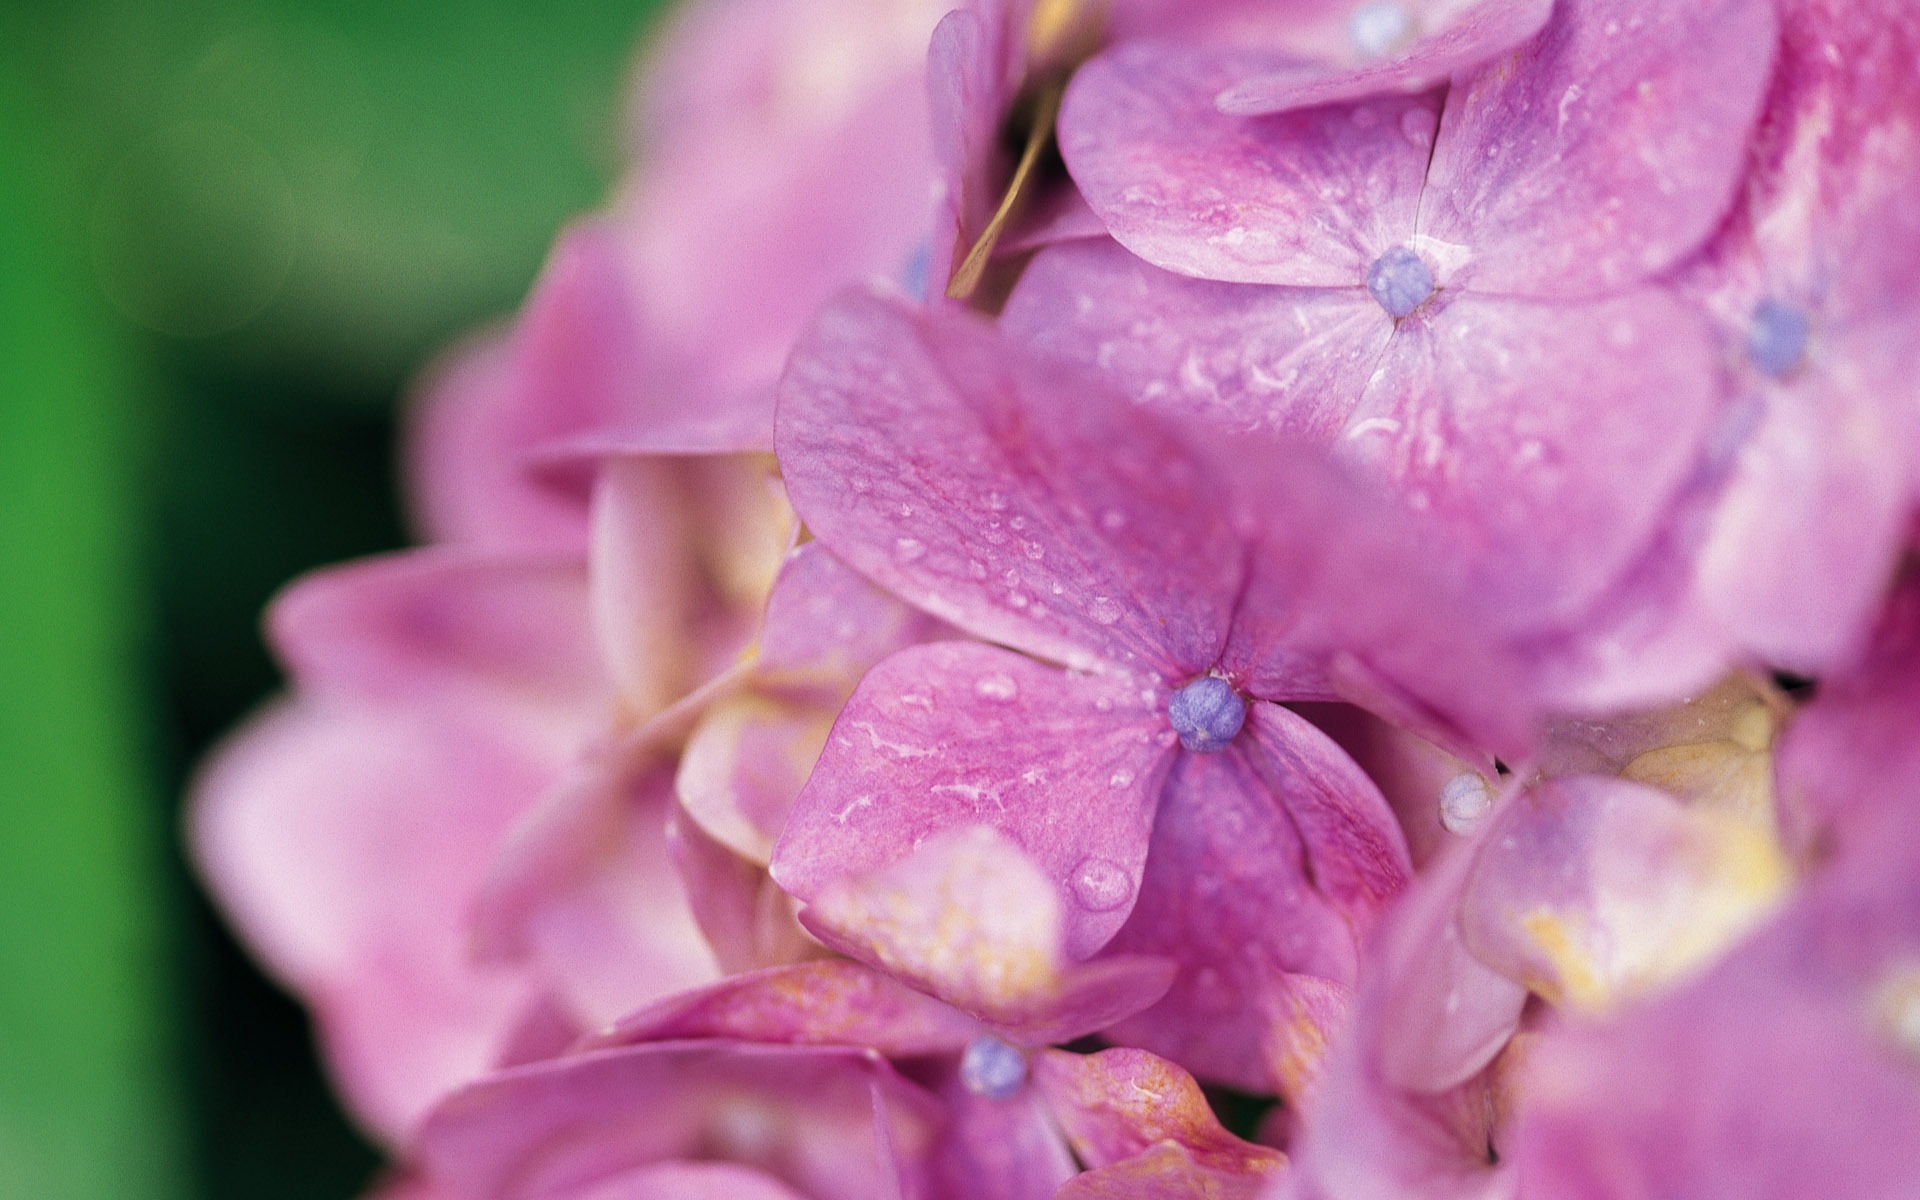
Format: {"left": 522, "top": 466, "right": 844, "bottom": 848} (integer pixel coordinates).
{"left": 1520, "top": 910, "right": 1607, "bottom": 1011}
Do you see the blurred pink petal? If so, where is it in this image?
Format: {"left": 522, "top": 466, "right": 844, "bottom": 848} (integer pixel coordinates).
{"left": 1215, "top": 0, "right": 1555, "bottom": 116}
{"left": 417, "top": 1043, "right": 941, "bottom": 1200}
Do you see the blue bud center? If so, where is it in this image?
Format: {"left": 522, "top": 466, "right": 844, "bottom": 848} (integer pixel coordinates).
{"left": 1747, "top": 298, "right": 1810, "bottom": 378}
{"left": 1366, "top": 246, "right": 1435, "bottom": 319}
{"left": 960, "top": 1035, "right": 1028, "bottom": 1099}
{"left": 1168, "top": 676, "right": 1247, "bottom": 753}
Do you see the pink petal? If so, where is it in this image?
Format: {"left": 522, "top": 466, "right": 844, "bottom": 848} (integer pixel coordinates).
{"left": 1776, "top": 575, "right": 1920, "bottom": 870}
{"left": 1216, "top": 0, "right": 1555, "bottom": 116}
{"left": 266, "top": 550, "right": 603, "bottom": 737}
{"left": 1035, "top": 1048, "right": 1286, "bottom": 1191}
{"left": 771, "top": 641, "right": 1172, "bottom": 962}
{"left": 416, "top": 1043, "right": 941, "bottom": 1200}
{"left": 1682, "top": 3, "right": 1920, "bottom": 669}
{"left": 931, "top": 1079, "right": 1077, "bottom": 1200}
{"left": 571, "top": 1162, "right": 810, "bottom": 1200}
{"left": 927, "top": 3, "right": 1017, "bottom": 290}
{"left": 472, "top": 755, "right": 721, "bottom": 1029}
{"left": 1338, "top": 289, "right": 1723, "bottom": 624}
{"left": 663, "top": 807, "right": 819, "bottom": 975}
{"left": 1059, "top": 42, "right": 1435, "bottom": 285}
{"left": 502, "top": 214, "right": 808, "bottom": 468}
{"left": 603, "top": 0, "right": 946, "bottom": 438}
{"left": 1509, "top": 868, "right": 1920, "bottom": 1199}
{"left": 753, "top": 541, "right": 950, "bottom": 694}
{"left": 1421, "top": 0, "right": 1778, "bottom": 298}
{"left": 189, "top": 700, "right": 551, "bottom": 1141}
{"left": 1002, "top": 239, "right": 1391, "bottom": 444}
{"left": 777, "top": 290, "right": 1247, "bottom": 677}
{"left": 403, "top": 330, "right": 591, "bottom": 552}
{"left": 1370, "top": 843, "right": 1528, "bottom": 1094}
{"left": 594, "top": 960, "right": 981, "bottom": 1058}
{"left": 1244, "top": 703, "right": 1411, "bottom": 928}
{"left": 678, "top": 696, "right": 833, "bottom": 865}
{"left": 789, "top": 824, "right": 1175, "bottom": 1038}
{"left": 587, "top": 455, "right": 791, "bottom": 719}
{"left": 1458, "top": 775, "right": 1788, "bottom": 1013}
{"left": 1100, "top": 731, "right": 1386, "bottom": 1091}
{"left": 1289, "top": 848, "right": 1522, "bottom": 1200}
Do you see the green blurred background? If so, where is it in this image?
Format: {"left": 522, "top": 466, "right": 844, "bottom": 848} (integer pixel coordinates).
{"left": 0, "top": 1, "right": 665, "bottom": 1195}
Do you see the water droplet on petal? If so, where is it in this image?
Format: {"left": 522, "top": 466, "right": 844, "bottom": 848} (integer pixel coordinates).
{"left": 1088, "top": 596, "right": 1124, "bottom": 625}
{"left": 1350, "top": 1, "right": 1415, "bottom": 58}
{"left": 1439, "top": 771, "right": 1494, "bottom": 835}
{"left": 1070, "top": 857, "right": 1136, "bottom": 912}
{"left": 1167, "top": 676, "right": 1247, "bottom": 753}
{"left": 1747, "top": 298, "right": 1811, "bottom": 378}
{"left": 893, "top": 536, "right": 926, "bottom": 564}
{"left": 975, "top": 673, "right": 1019, "bottom": 701}
{"left": 1366, "top": 245, "right": 1435, "bottom": 319}
{"left": 1107, "top": 767, "right": 1136, "bottom": 789}
{"left": 960, "top": 1034, "right": 1028, "bottom": 1098}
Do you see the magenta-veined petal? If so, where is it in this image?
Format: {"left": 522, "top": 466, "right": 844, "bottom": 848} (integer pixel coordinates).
{"left": 1245, "top": 703, "right": 1411, "bottom": 927}
{"left": 1003, "top": 238, "right": 1390, "bottom": 444}
{"left": 594, "top": 960, "right": 982, "bottom": 1058}
{"left": 777, "top": 291, "right": 1246, "bottom": 676}
{"left": 1060, "top": 42, "right": 1435, "bottom": 285}
{"left": 1338, "top": 289, "right": 1723, "bottom": 624}
{"left": 1099, "top": 741, "right": 1364, "bottom": 1092}
{"left": 753, "top": 541, "right": 950, "bottom": 694}
{"left": 771, "top": 641, "right": 1174, "bottom": 960}
{"left": 1421, "top": 0, "right": 1778, "bottom": 298}
{"left": 1216, "top": 0, "right": 1554, "bottom": 117}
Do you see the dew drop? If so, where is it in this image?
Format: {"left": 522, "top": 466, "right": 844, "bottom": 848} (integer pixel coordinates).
{"left": 1366, "top": 245, "right": 1435, "bottom": 319}
{"left": 1107, "top": 767, "right": 1136, "bottom": 789}
{"left": 1747, "top": 298, "right": 1811, "bottom": 378}
{"left": 1167, "top": 676, "right": 1247, "bottom": 753}
{"left": 1349, "top": 1, "right": 1415, "bottom": 58}
{"left": 1088, "top": 596, "right": 1124, "bottom": 625}
{"left": 893, "top": 536, "right": 927, "bottom": 564}
{"left": 1439, "top": 771, "right": 1494, "bottom": 835}
{"left": 975, "top": 673, "right": 1019, "bottom": 701}
{"left": 1069, "top": 856, "right": 1136, "bottom": 912}
{"left": 960, "top": 1035, "right": 1028, "bottom": 1099}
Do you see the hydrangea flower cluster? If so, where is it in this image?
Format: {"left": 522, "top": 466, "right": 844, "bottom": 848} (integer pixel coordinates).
{"left": 191, "top": 0, "right": 1920, "bottom": 1195}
